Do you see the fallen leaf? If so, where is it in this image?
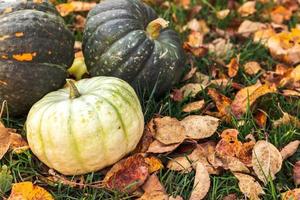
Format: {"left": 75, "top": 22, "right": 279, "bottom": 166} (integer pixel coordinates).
{"left": 238, "top": 1, "right": 256, "bottom": 17}
{"left": 134, "top": 121, "right": 155, "bottom": 153}
{"left": 244, "top": 61, "right": 262, "bottom": 75}
{"left": 281, "top": 188, "right": 300, "bottom": 200}
{"left": 216, "top": 9, "right": 230, "bottom": 20}
{"left": 103, "top": 154, "right": 149, "bottom": 192}
{"left": 208, "top": 88, "right": 232, "bottom": 119}
{"left": 238, "top": 20, "right": 267, "bottom": 37}
{"left": 182, "top": 100, "right": 205, "bottom": 112}
{"left": 9, "top": 133, "right": 29, "bottom": 154}
{"left": 280, "top": 140, "right": 300, "bottom": 160}
{"left": 170, "top": 89, "right": 184, "bottom": 102}
{"left": 56, "top": 1, "right": 97, "bottom": 17}
{"left": 145, "top": 156, "right": 164, "bottom": 173}
{"left": 281, "top": 89, "right": 300, "bottom": 97}
{"left": 280, "top": 64, "right": 300, "bottom": 88}
{"left": 189, "top": 162, "right": 210, "bottom": 200}
{"left": 0, "top": 125, "right": 10, "bottom": 159}
{"left": 74, "top": 15, "right": 86, "bottom": 31}
{"left": 273, "top": 111, "right": 300, "bottom": 129}
{"left": 234, "top": 173, "right": 264, "bottom": 200}
{"left": 227, "top": 57, "right": 239, "bottom": 78}
{"left": 139, "top": 174, "right": 168, "bottom": 200}
{"left": 182, "top": 66, "right": 197, "bottom": 81}
{"left": 147, "top": 140, "right": 181, "bottom": 154}
{"left": 271, "top": 6, "right": 292, "bottom": 24}
{"left": 169, "top": 196, "right": 184, "bottom": 200}
{"left": 0, "top": 165, "right": 12, "bottom": 193}
{"left": 8, "top": 182, "right": 54, "bottom": 200}
{"left": 252, "top": 140, "right": 283, "bottom": 184}
{"left": 253, "top": 28, "right": 276, "bottom": 45}
{"left": 176, "top": 0, "right": 190, "bottom": 9}
{"left": 186, "top": 19, "right": 209, "bottom": 34}
{"left": 231, "top": 82, "right": 277, "bottom": 117}
{"left": 254, "top": 110, "right": 268, "bottom": 128}
{"left": 181, "top": 115, "right": 219, "bottom": 139}
{"left": 185, "top": 31, "right": 204, "bottom": 48}
{"left": 221, "top": 156, "right": 250, "bottom": 173}
{"left": 293, "top": 161, "right": 300, "bottom": 185}
{"left": 153, "top": 117, "right": 185, "bottom": 145}
{"left": 222, "top": 193, "right": 238, "bottom": 200}
{"left": 179, "top": 83, "right": 207, "bottom": 98}
{"left": 167, "top": 156, "right": 193, "bottom": 173}
{"left": 208, "top": 38, "right": 233, "bottom": 58}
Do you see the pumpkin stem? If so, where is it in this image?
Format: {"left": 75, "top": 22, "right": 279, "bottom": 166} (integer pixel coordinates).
{"left": 67, "top": 79, "right": 81, "bottom": 99}
{"left": 146, "top": 18, "right": 169, "bottom": 40}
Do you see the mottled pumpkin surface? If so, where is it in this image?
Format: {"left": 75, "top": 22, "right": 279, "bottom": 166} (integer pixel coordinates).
{"left": 0, "top": 0, "right": 74, "bottom": 116}
{"left": 83, "top": 0, "right": 185, "bottom": 96}
{"left": 26, "top": 76, "right": 144, "bottom": 175}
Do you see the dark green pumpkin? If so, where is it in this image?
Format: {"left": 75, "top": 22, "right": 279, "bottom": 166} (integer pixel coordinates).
{"left": 0, "top": 0, "right": 74, "bottom": 116}
{"left": 83, "top": 0, "right": 185, "bottom": 96}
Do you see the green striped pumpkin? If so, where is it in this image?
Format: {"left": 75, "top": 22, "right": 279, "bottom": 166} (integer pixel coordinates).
{"left": 26, "top": 77, "right": 144, "bottom": 175}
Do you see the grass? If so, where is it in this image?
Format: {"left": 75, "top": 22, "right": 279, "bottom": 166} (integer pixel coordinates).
{"left": 1, "top": 0, "right": 300, "bottom": 199}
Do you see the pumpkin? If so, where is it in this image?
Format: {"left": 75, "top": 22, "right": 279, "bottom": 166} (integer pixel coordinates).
{"left": 83, "top": 0, "right": 185, "bottom": 96}
{"left": 0, "top": 0, "right": 74, "bottom": 116}
{"left": 26, "top": 77, "right": 144, "bottom": 175}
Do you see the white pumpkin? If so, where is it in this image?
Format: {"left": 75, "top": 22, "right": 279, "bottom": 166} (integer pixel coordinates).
{"left": 26, "top": 77, "right": 144, "bottom": 175}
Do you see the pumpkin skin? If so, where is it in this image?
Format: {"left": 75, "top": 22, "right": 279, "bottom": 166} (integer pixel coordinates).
{"left": 83, "top": 0, "right": 185, "bottom": 96}
{"left": 0, "top": 0, "right": 74, "bottom": 116}
{"left": 26, "top": 77, "right": 144, "bottom": 175}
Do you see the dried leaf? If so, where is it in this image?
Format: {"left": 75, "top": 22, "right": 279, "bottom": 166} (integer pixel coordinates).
{"left": 273, "top": 112, "right": 300, "bottom": 129}
{"left": 147, "top": 140, "right": 181, "bottom": 154}
{"left": 238, "top": 20, "right": 267, "bottom": 37}
{"left": 139, "top": 174, "right": 168, "bottom": 200}
{"left": 134, "top": 121, "right": 155, "bottom": 153}
{"left": 167, "top": 156, "right": 193, "bottom": 173}
{"left": 222, "top": 194, "right": 238, "bottom": 200}
{"left": 182, "top": 66, "right": 197, "bottom": 81}
{"left": 252, "top": 140, "right": 283, "bottom": 184}
{"left": 271, "top": 6, "right": 292, "bottom": 24}
{"left": 281, "top": 188, "right": 300, "bottom": 200}
{"left": 153, "top": 117, "right": 185, "bottom": 145}
{"left": 56, "top": 1, "right": 96, "bottom": 17}
{"left": 216, "top": 9, "right": 230, "bottom": 20}
{"left": 9, "top": 133, "right": 29, "bottom": 154}
{"left": 254, "top": 110, "right": 268, "bottom": 128}
{"left": 180, "top": 83, "right": 207, "bottom": 98}
{"left": 145, "top": 156, "right": 164, "bottom": 173}
{"left": 221, "top": 156, "right": 250, "bottom": 173}
{"left": 293, "top": 161, "right": 300, "bottom": 185}
{"left": 238, "top": 1, "right": 256, "bottom": 17}
{"left": 282, "top": 89, "right": 300, "bottom": 97}
{"left": 185, "top": 31, "right": 204, "bottom": 48}
{"left": 181, "top": 115, "right": 219, "bottom": 139}
{"left": 280, "top": 140, "right": 300, "bottom": 160}
{"left": 208, "top": 88, "right": 232, "bottom": 119}
{"left": 208, "top": 38, "right": 233, "bottom": 58}
{"left": 0, "top": 126, "right": 10, "bottom": 160}
{"left": 182, "top": 100, "right": 205, "bottom": 113}
{"left": 244, "top": 61, "right": 262, "bottom": 75}
{"left": 103, "top": 154, "right": 149, "bottom": 192}
{"left": 170, "top": 89, "right": 184, "bottom": 102}
{"left": 227, "top": 57, "right": 239, "bottom": 78}
{"left": 234, "top": 173, "right": 264, "bottom": 200}
{"left": 189, "top": 162, "right": 210, "bottom": 200}
{"left": 8, "top": 182, "right": 54, "bottom": 200}
{"left": 254, "top": 28, "right": 276, "bottom": 45}
{"left": 280, "top": 64, "right": 300, "bottom": 88}
{"left": 231, "top": 82, "right": 277, "bottom": 117}
{"left": 169, "top": 196, "right": 184, "bottom": 200}
{"left": 186, "top": 19, "right": 209, "bottom": 34}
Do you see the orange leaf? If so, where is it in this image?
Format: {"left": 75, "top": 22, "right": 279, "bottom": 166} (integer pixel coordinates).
{"left": 56, "top": 1, "right": 96, "bottom": 17}
{"left": 208, "top": 88, "right": 232, "bottom": 118}
{"left": 182, "top": 100, "right": 205, "bottom": 113}
{"left": 227, "top": 57, "right": 239, "bottom": 78}
{"left": 12, "top": 52, "right": 36, "bottom": 61}
{"left": 282, "top": 189, "right": 300, "bottom": 200}
{"left": 244, "top": 61, "right": 262, "bottom": 75}
{"left": 145, "top": 156, "right": 164, "bottom": 173}
{"left": 271, "top": 6, "right": 292, "bottom": 24}
{"left": 8, "top": 182, "right": 54, "bottom": 200}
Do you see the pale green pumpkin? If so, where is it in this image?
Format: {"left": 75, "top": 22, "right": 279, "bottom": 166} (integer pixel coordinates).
{"left": 26, "top": 77, "right": 144, "bottom": 175}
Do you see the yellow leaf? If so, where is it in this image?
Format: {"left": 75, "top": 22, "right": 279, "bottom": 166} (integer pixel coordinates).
{"left": 8, "top": 182, "right": 54, "bottom": 200}
{"left": 56, "top": 1, "right": 96, "bottom": 17}
{"left": 244, "top": 61, "right": 262, "bottom": 75}
{"left": 216, "top": 9, "right": 230, "bottom": 20}
{"left": 145, "top": 156, "right": 164, "bottom": 173}
{"left": 238, "top": 1, "right": 256, "bottom": 17}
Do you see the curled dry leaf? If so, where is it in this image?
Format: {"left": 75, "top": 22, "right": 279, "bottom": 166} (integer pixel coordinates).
{"left": 293, "top": 161, "right": 300, "bottom": 185}
{"left": 227, "top": 57, "right": 239, "bottom": 78}
{"left": 208, "top": 88, "right": 232, "bottom": 120}
{"left": 231, "top": 82, "right": 277, "bottom": 118}
{"left": 281, "top": 188, "right": 300, "bottom": 200}
{"left": 181, "top": 115, "right": 219, "bottom": 140}
{"left": 238, "top": 1, "right": 256, "bottom": 17}
{"left": 216, "top": 9, "right": 230, "bottom": 20}
{"left": 139, "top": 174, "right": 168, "bottom": 200}
{"left": 56, "top": 1, "right": 96, "bottom": 17}
{"left": 273, "top": 111, "right": 300, "bottom": 129}
{"left": 153, "top": 117, "right": 185, "bottom": 145}
{"left": 182, "top": 100, "right": 205, "bottom": 113}
{"left": 279, "top": 64, "right": 300, "bottom": 88}
{"left": 244, "top": 61, "right": 262, "bottom": 75}
{"left": 145, "top": 156, "right": 164, "bottom": 173}
{"left": 280, "top": 140, "right": 300, "bottom": 160}
{"left": 8, "top": 182, "right": 54, "bottom": 200}
{"left": 103, "top": 154, "right": 149, "bottom": 192}
{"left": 147, "top": 140, "right": 181, "bottom": 154}
{"left": 189, "top": 162, "right": 210, "bottom": 200}
{"left": 234, "top": 173, "right": 264, "bottom": 200}
{"left": 238, "top": 20, "right": 267, "bottom": 37}
{"left": 252, "top": 140, "right": 283, "bottom": 184}
{"left": 271, "top": 6, "right": 292, "bottom": 24}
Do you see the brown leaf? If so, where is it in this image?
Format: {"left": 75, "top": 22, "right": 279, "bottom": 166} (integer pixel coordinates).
{"left": 231, "top": 82, "right": 277, "bottom": 117}
{"left": 208, "top": 88, "right": 232, "bottom": 119}
{"left": 293, "top": 161, "right": 300, "bottom": 185}
{"left": 189, "top": 162, "right": 210, "bottom": 200}
{"left": 179, "top": 83, "right": 207, "bottom": 98}
{"left": 170, "top": 89, "right": 184, "bottom": 102}
{"left": 273, "top": 111, "right": 300, "bottom": 129}
{"left": 216, "top": 9, "right": 230, "bottom": 20}
{"left": 181, "top": 115, "right": 219, "bottom": 140}
{"left": 140, "top": 174, "right": 167, "bottom": 200}
{"left": 222, "top": 194, "right": 238, "bottom": 200}
{"left": 233, "top": 173, "right": 264, "bottom": 200}
{"left": 238, "top": 1, "right": 256, "bottom": 17}
{"left": 56, "top": 1, "right": 96, "bottom": 17}
{"left": 185, "top": 31, "right": 203, "bottom": 48}
{"left": 253, "top": 28, "right": 276, "bottom": 45}
{"left": 280, "top": 64, "right": 300, "bottom": 88}
{"left": 169, "top": 196, "right": 184, "bottom": 200}
{"left": 74, "top": 15, "right": 86, "bottom": 31}
{"left": 252, "top": 140, "right": 283, "bottom": 184}
{"left": 221, "top": 156, "right": 250, "bottom": 173}
{"left": 153, "top": 117, "right": 185, "bottom": 145}
{"left": 244, "top": 61, "right": 262, "bottom": 75}
{"left": 227, "top": 57, "right": 239, "bottom": 78}
{"left": 145, "top": 156, "right": 164, "bottom": 174}
{"left": 182, "top": 100, "right": 205, "bottom": 113}
{"left": 147, "top": 140, "right": 181, "bottom": 154}
{"left": 8, "top": 182, "right": 54, "bottom": 200}
{"left": 134, "top": 121, "right": 155, "bottom": 153}
{"left": 254, "top": 110, "right": 268, "bottom": 128}
{"left": 182, "top": 66, "right": 197, "bottom": 81}
{"left": 280, "top": 140, "right": 300, "bottom": 160}
{"left": 238, "top": 20, "right": 267, "bottom": 37}
{"left": 167, "top": 156, "right": 193, "bottom": 173}
{"left": 185, "top": 19, "right": 209, "bottom": 34}
{"left": 208, "top": 38, "right": 233, "bottom": 58}
{"left": 9, "top": 133, "right": 29, "bottom": 154}
{"left": 271, "top": 6, "right": 292, "bottom": 24}
{"left": 281, "top": 188, "right": 300, "bottom": 200}
{"left": 0, "top": 125, "right": 10, "bottom": 160}
{"left": 281, "top": 89, "right": 300, "bottom": 97}
{"left": 103, "top": 154, "right": 149, "bottom": 192}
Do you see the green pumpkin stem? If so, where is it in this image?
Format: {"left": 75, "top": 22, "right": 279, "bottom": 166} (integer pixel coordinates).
{"left": 146, "top": 18, "right": 169, "bottom": 40}
{"left": 67, "top": 79, "right": 81, "bottom": 99}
